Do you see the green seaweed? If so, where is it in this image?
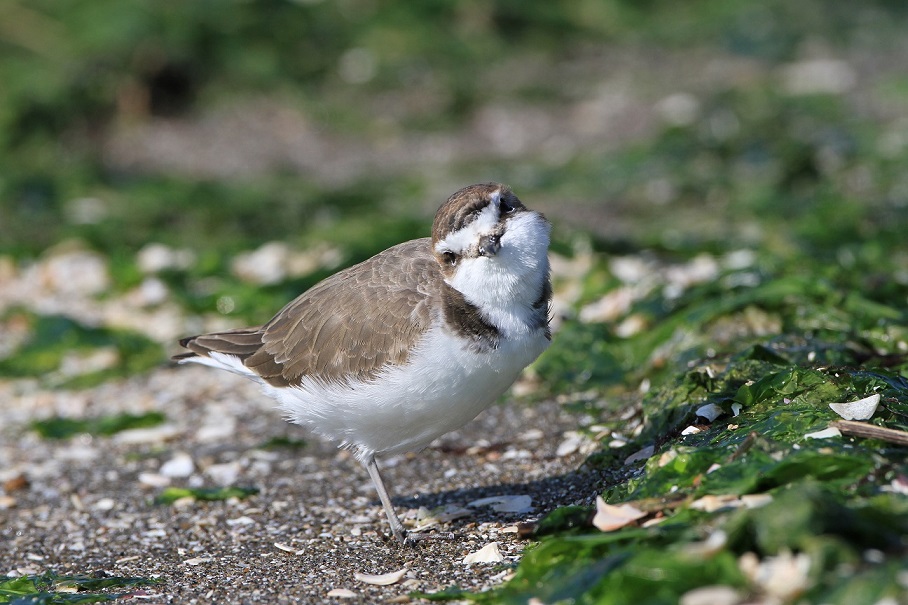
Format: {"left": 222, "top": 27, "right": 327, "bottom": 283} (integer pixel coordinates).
{"left": 0, "top": 572, "right": 159, "bottom": 604}
{"left": 0, "top": 312, "right": 162, "bottom": 388}
{"left": 154, "top": 486, "right": 259, "bottom": 505}
{"left": 30, "top": 412, "right": 166, "bottom": 440}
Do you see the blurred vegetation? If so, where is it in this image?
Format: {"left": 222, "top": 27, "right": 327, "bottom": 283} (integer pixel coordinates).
{"left": 2, "top": 0, "right": 908, "bottom": 603}
{"left": 30, "top": 410, "right": 166, "bottom": 439}
{"left": 2, "top": 0, "right": 908, "bottom": 259}
{"left": 0, "top": 571, "right": 159, "bottom": 604}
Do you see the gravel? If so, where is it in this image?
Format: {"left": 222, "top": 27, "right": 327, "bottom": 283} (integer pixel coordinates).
{"left": 1, "top": 365, "right": 603, "bottom": 603}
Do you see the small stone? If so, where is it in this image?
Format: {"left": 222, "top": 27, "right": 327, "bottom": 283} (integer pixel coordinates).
{"left": 137, "top": 243, "right": 195, "bottom": 273}
{"left": 183, "top": 557, "right": 212, "bottom": 566}
{"left": 40, "top": 249, "right": 110, "bottom": 295}
{"left": 93, "top": 498, "right": 116, "bottom": 511}
{"left": 231, "top": 242, "right": 290, "bottom": 285}
{"left": 779, "top": 59, "right": 856, "bottom": 96}
{"left": 204, "top": 461, "right": 241, "bottom": 486}
{"left": 3, "top": 474, "right": 28, "bottom": 492}
{"left": 556, "top": 431, "right": 586, "bottom": 457}
{"left": 518, "top": 428, "right": 544, "bottom": 441}
{"left": 138, "top": 472, "right": 171, "bottom": 488}
{"left": 196, "top": 417, "right": 237, "bottom": 442}
{"left": 160, "top": 452, "right": 195, "bottom": 478}
{"left": 114, "top": 425, "right": 181, "bottom": 445}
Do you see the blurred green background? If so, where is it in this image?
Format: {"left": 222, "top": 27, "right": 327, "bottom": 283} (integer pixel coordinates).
{"left": 4, "top": 0, "right": 908, "bottom": 265}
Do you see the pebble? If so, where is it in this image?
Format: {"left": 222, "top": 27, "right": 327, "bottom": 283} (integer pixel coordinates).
{"left": 204, "top": 461, "right": 241, "bottom": 486}
{"left": 93, "top": 498, "right": 116, "bottom": 511}
{"left": 556, "top": 431, "right": 586, "bottom": 456}
{"left": 196, "top": 416, "right": 237, "bottom": 442}
{"left": 40, "top": 248, "right": 110, "bottom": 296}
{"left": 136, "top": 243, "right": 196, "bottom": 273}
{"left": 114, "top": 424, "right": 182, "bottom": 445}
{"left": 138, "top": 472, "right": 171, "bottom": 488}
{"left": 160, "top": 452, "right": 195, "bottom": 478}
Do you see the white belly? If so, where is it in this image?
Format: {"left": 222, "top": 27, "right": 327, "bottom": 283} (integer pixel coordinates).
{"left": 266, "top": 325, "right": 549, "bottom": 460}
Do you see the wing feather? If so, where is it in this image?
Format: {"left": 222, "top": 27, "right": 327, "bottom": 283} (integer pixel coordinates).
{"left": 175, "top": 239, "right": 440, "bottom": 388}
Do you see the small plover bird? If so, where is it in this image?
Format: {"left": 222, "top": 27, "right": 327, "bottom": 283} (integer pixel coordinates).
{"left": 174, "top": 183, "right": 552, "bottom": 542}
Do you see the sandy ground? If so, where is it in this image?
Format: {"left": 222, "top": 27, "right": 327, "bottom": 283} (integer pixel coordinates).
{"left": 1, "top": 364, "right": 603, "bottom": 603}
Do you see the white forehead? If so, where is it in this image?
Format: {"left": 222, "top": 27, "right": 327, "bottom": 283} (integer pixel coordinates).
{"left": 434, "top": 192, "right": 501, "bottom": 254}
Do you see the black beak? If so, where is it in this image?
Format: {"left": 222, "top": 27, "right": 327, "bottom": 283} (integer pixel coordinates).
{"left": 478, "top": 233, "right": 501, "bottom": 257}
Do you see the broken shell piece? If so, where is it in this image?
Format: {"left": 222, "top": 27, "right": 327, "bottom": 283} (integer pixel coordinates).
{"left": 468, "top": 495, "right": 533, "bottom": 513}
{"left": 274, "top": 542, "right": 304, "bottom": 555}
{"left": 805, "top": 426, "right": 842, "bottom": 440}
{"left": 182, "top": 557, "right": 212, "bottom": 566}
{"left": 114, "top": 424, "right": 181, "bottom": 445}
{"left": 137, "top": 472, "right": 171, "bottom": 488}
{"left": 658, "top": 449, "right": 678, "bottom": 467}
{"left": 463, "top": 542, "right": 505, "bottom": 564}
{"left": 354, "top": 568, "right": 407, "bottom": 586}
{"left": 690, "top": 494, "right": 741, "bottom": 513}
{"left": 436, "top": 504, "right": 473, "bottom": 522}
{"left": 740, "top": 493, "right": 773, "bottom": 509}
{"left": 624, "top": 445, "right": 655, "bottom": 465}
{"left": 326, "top": 588, "right": 358, "bottom": 598}
{"left": 829, "top": 394, "right": 880, "bottom": 420}
{"left": 411, "top": 504, "right": 473, "bottom": 532}
{"left": 695, "top": 403, "right": 724, "bottom": 422}
{"left": 592, "top": 496, "right": 646, "bottom": 532}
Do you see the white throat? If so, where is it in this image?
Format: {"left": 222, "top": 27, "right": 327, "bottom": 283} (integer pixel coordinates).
{"left": 446, "top": 211, "right": 550, "bottom": 337}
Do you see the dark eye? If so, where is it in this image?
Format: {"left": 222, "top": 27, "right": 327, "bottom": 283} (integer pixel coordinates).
{"left": 442, "top": 251, "right": 457, "bottom": 266}
{"left": 500, "top": 199, "right": 516, "bottom": 213}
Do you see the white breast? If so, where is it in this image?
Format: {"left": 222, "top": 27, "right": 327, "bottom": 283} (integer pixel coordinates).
{"left": 266, "top": 322, "right": 549, "bottom": 461}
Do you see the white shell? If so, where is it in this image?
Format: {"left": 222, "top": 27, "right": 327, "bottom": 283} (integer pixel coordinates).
{"left": 805, "top": 426, "right": 842, "bottom": 440}
{"left": 354, "top": 568, "right": 407, "bottom": 586}
{"left": 829, "top": 393, "right": 880, "bottom": 420}
{"left": 462, "top": 542, "right": 505, "bottom": 565}
{"left": 592, "top": 496, "right": 645, "bottom": 532}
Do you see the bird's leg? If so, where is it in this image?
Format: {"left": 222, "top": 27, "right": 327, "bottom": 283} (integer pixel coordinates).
{"left": 363, "top": 455, "right": 408, "bottom": 543}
